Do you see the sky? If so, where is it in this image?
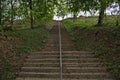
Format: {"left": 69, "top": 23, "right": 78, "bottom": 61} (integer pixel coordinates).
{"left": 53, "top": 3, "right": 119, "bottom": 20}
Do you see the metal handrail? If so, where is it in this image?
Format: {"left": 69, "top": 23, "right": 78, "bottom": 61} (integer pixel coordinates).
{"left": 58, "top": 21, "right": 62, "bottom": 80}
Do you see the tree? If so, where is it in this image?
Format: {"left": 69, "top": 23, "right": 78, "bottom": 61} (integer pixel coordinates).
{"left": 10, "top": 0, "right": 14, "bottom": 26}
{"left": 0, "top": 0, "right": 57, "bottom": 30}
{"left": 98, "top": 0, "right": 107, "bottom": 26}
{"left": 56, "top": 0, "right": 68, "bottom": 19}
{"left": 32, "top": 0, "right": 55, "bottom": 25}
{"left": 29, "top": 0, "right": 34, "bottom": 29}
{"left": 116, "top": 0, "right": 120, "bottom": 26}
{"left": 64, "top": 0, "right": 98, "bottom": 21}
{"left": 66, "top": 0, "right": 81, "bottom": 21}
{"left": 97, "top": 0, "right": 114, "bottom": 26}
{"left": 0, "top": 0, "right": 5, "bottom": 26}
{"left": 0, "top": 0, "right": 2, "bottom": 25}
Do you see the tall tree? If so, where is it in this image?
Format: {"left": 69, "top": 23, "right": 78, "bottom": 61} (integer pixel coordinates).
{"left": 67, "top": 0, "right": 81, "bottom": 21}
{"left": 116, "top": 0, "right": 120, "bottom": 26}
{"left": 29, "top": 0, "right": 34, "bottom": 29}
{"left": 98, "top": 0, "right": 107, "bottom": 26}
{"left": 0, "top": 0, "right": 2, "bottom": 25}
{"left": 97, "top": 0, "right": 114, "bottom": 26}
{"left": 56, "top": 0, "right": 68, "bottom": 19}
{"left": 10, "top": 0, "right": 14, "bottom": 26}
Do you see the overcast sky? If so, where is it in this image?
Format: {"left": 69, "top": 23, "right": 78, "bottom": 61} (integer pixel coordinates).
{"left": 54, "top": 3, "right": 119, "bottom": 20}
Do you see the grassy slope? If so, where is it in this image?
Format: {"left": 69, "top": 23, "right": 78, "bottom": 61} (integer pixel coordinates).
{"left": 63, "top": 17, "right": 97, "bottom": 31}
{"left": 63, "top": 17, "right": 120, "bottom": 79}
{"left": 0, "top": 26, "right": 49, "bottom": 80}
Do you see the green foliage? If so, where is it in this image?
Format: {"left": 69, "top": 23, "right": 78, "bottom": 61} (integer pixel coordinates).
{"left": 70, "top": 26, "right": 120, "bottom": 79}
{"left": 0, "top": 0, "right": 118, "bottom": 28}
{"left": 62, "top": 17, "right": 120, "bottom": 79}
{"left": 2, "top": 27, "right": 48, "bottom": 53}
{"left": 95, "top": 48, "right": 102, "bottom": 57}
{"left": 0, "top": 60, "right": 16, "bottom": 80}
{"left": 0, "top": 0, "right": 56, "bottom": 28}
{"left": 63, "top": 16, "right": 118, "bottom": 32}
{"left": 56, "top": 0, "right": 68, "bottom": 18}
{"left": 0, "top": 25, "right": 3, "bottom": 31}
{"left": 0, "top": 26, "right": 49, "bottom": 80}
{"left": 63, "top": 17, "right": 97, "bottom": 32}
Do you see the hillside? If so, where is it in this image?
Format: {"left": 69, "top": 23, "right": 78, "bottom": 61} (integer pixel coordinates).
{"left": 63, "top": 17, "right": 120, "bottom": 79}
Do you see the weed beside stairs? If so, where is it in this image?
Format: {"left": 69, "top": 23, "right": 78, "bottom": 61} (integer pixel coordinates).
{"left": 63, "top": 18, "right": 120, "bottom": 79}
{"left": 0, "top": 27, "right": 49, "bottom": 80}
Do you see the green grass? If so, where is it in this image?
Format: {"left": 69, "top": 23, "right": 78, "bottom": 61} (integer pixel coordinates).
{"left": 1, "top": 27, "right": 48, "bottom": 53}
{"left": 62, "top": 16, "right": 120, "bottom": 79}
{"left": 72, "top": 27, "right": 120, "bottom": 79}
{"left": 0, "top": 26, "right": 49, "bottom": 80}
{"left": 63, "top": 17, "right": 97, "bottom": 32}
{"left": 63, "top": 16, "right": 118, "bottom": 32}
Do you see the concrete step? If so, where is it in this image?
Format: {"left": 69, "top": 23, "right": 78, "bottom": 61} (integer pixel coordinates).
{"left": 18, "top": 72, "right": 59, "bottom": 78}
{"left": 43, "top": 47, "right": 59, "bottom": 51}
{"left": 25, "top": 59, "right": 100, "bottom": 63}
{"left": 26, "top": 58, "right": 99, "bottom": 62}
{"left": 62, "top": 51, "right": 94, "bottom": 54}
{"left": 23, "top": 63, "right": 59, "bottom": 67}
{"left": 30, "top": 51, "right": 94, "bottom": 56}
{"left": 61, "top": 48, "right": 76, "bottom": 51}
{"left": 64, "top": 62, "right": 105, "bottom": 67}
{"left": 25, "top": 59, "right": 59, "bottom": 63}
{"left": 28, "top": 54, "right": 97, "bottom": 59}
{"left": 62, "top": 67, "right": 107, "bottom": 73}
{"left": 46, "top": 44, "right": 74, "bottom": 47}
{"left": 28, "top": 54, "right": 95, "bottom": 58}
{"left": 42, "top": 48, "right": 59, "bottom": 51}
{"left": 24, "top": 62, "right": 59, "bottom": 64}
{"left": 61, "top": 41, "right": 74, "bottom": 43}
{"left": 63, "top": 59, "right": 100, "bottom": 62}
{"left": 23, "top": 62, "right": 104, "bottom": 67}
{"left": 32, "top": 51, "right": 59, "bottom": 53}
{"left": 62, "top": 73, "right": 113, "bottom": 79}
{"left": 16, "top": 78, "right": 114, "bottom": 80}
{"left": 28, "top": 54, "right": 79, "bottom": 58}
{"left": 21, "top": 67, "right": 59, "bottom": 72}
{"left": 21, "top": 66, "right": 107, "bottom": 73}
{"left": 17, "top": 72, "right": 113, "bottom": 79}
{"left": 49, "top": 41, "right": 73, "bottom": 43}
{"left": 31, "top": 51, "right": 93, "bottom": 54}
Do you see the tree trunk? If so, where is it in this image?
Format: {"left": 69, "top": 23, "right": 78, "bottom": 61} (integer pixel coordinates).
{"left": 97, "top": 0, "right": 106, "bottom": 26}
{"left": 116, "top": 4, "right": 120, "bottom": 26}
{"left": 29, "top": 0, "right": 34, "bottom": 29}
{"left": 73, "top": 13, "right": 77, "bottom": 22}
{"left": 10, "top": 0, "right": 14, "bottom": 26}
{"left": 98, "top": 7, "right": 105, "bottom": 26}
{"left": 0, "top": 0, "right": 2, "bottom": 25}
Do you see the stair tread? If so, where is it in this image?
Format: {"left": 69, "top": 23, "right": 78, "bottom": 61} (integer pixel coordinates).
{"left": 16, "top": 78, "right": 114, "bottom": 80}
{"left": 18, "top": 72, "right": 111, "bottom": 75}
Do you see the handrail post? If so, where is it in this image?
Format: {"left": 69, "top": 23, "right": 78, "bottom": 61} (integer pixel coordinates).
{"left": 58, "top": 21, "right": 62, "bottom": 80}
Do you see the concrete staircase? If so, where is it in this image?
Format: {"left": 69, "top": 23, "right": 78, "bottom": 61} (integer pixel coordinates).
{"left": 16, "top": 24, "right": 115, "bottom": 80}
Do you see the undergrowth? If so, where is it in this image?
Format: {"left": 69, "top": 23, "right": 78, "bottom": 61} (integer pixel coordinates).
{"left": 63, "top": 18, "right": 120, "bottom": 79}
{"left": 0, "top": 26, "right": 49, "bottom": 80}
